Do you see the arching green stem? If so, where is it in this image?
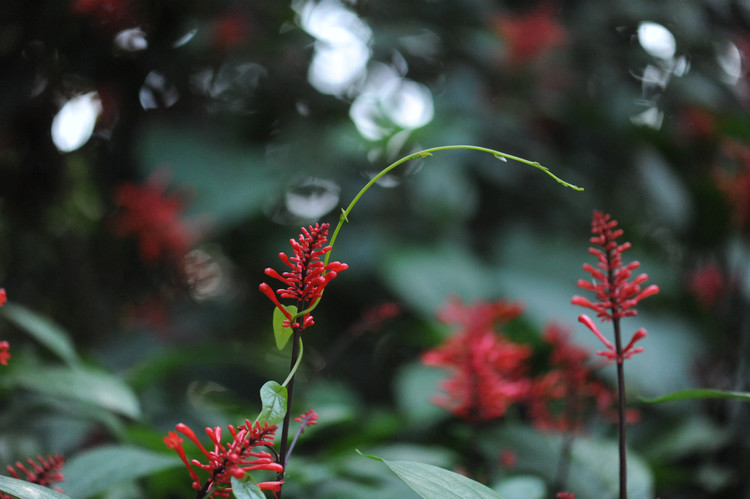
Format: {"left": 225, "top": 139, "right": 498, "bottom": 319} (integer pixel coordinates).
{"left": 281, "top": 338, "right": 303, "bottom": 388}
{"left": 293, "top": 145, "right": 582, "bottom": 321}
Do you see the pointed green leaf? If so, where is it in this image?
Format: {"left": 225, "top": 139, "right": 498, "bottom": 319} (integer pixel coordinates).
{"left": 358, "top": 451, "right": 505, "bottom": 499}
{"left": 63, "top": 445, "right": 181, "bottom": 498}
{"left": 12, "top": 364, "right": 141, "bottom": 419}
{"left": 273, "top": 305, "right": 296, "bottom": 350}
{"left": 231, "top": 477, "right": 266, "bottom": 499}
{"left": 0, "top": 476, "right": 69, "bottom": 499}
{"left": 0, "top": 303, "right": 79, "bottom": 366}
{"left": 642, "top": 388, "right": 750, "bottom": 404}
{"left": 258, "top": 380, "right": 287, "bottom": 425}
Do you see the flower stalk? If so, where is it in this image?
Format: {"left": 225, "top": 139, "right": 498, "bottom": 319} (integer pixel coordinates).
{"left": 572, "top": 211, "right": 659, "bottom": 499}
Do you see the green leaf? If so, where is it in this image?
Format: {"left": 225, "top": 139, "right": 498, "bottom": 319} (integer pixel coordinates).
{"left": 0, "top": 476, "right": 69, "bottom": 499}
{"left": 358, "top": 451, "right": 505, "bottom": 499}
{"left": 63, "top": 445, "right": 181, "bottom": 499}
{"left": 231, "top": 477, "right": 266, "bottom": 499}
{"left": 257, "top": 380, "right": 287, "bottom": 425}
{"left": 273, "top": 305, "right": 297, "bottom": 350}
{"left": 481, "top": 425, "right": 654, "bottom": 499}
{"left": 12, "top": 364, "right": 141, "bottom": 419}
{"left": 641, "top": 388, "right": 750, "bottom": 404}
{"left": 0, "top": 303, "right": 79, "bottom": 366}
{"left": 494, "top": 475, "right": 546, "bottom": 499}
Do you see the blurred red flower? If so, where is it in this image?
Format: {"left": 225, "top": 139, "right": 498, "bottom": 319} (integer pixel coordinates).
{"left": 686, "top": 260, "right": 726, "bottom": 309}
{"left": 112, "top": 175, "right": 196, "bottom": 266}
{"left": 494, "top": 5, "right": 567, "bottom": 66}
{"left": 71, "top": 0, "right": 137, "bottom": 33}
{"left": 0, "top": 289, "right": 8, "bottom": 366}
{"left": 716, "top": 141, "right": 750, "bottom": 232}
{"left": 528, "top": 324, "right": 635, "bottom": 432}
{"left": 422, "top": 298, "right": 531, "bottom": 422}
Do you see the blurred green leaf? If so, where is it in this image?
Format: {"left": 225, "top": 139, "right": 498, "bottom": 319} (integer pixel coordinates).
{"left": 136, "top": 122, "right": 283, "bottom": 231}
{"left": 381, "top": 242, "right": 496, "bottom": 316}
{"left": 493, "top": 475, "right": 546, "bottom": 499}
{"left": 358, "top": 450, "right": 505, "bottom": 499}
{"left": 231, "top": 477, "right": 266, "bottom": 499}
{"left": 0, "top": 476, "right": 69, "bottom": 499}
{"left": 484, "top": 425, "right": 653, "bottom": 499}
{"left": 273, "top": 305, "right": 296, "bottom": 350}
{"left": 257, "top": 380, "right": 287, "bottom": 425}
{"left": 63, "top": 445, "right": 180, "bottom": 499}
{"left": 0, "top": 304, "right": 79, "bottom": 366}
{"left": 393, "top": 362, "right": 449, "bottom": 425}
{"left": 642, "top": 388, "right": 750, "bottom": 404}
{"left": 12, "top": 364, "right": 141, "bottom": 419}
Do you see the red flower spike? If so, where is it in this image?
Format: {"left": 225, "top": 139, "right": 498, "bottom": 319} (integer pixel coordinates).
{"left": 260, "top": 223, "right": 348, "bottom": 331}
{"left": 166, "top": 420, "right": 283, "bottom": 497}
{"left": 294, "top": 409, "right": 319, "bottom": 433}
{"left": 0, "top": 289, "right": 6, "bottom": 307}
{"left": 0, "top": 454, "right": 65, "bottom": 497}
{"left": 556, "top": 493, "right": 575, "bottom": 499}
{"left": 572, "top": 211, "right": 659, "bottom": 363}
{"left": 422, "top": 298, "right": 532, "bottom": 422}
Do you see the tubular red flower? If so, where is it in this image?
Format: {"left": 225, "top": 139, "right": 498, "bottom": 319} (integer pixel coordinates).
{"left": 260, "top": 223, "right": 348, "bottom": 330}
{"left": 165, "top": 420, "right": 283, "bottom": 498}
{"left": 572, "top": 211, "right": 659, "bottom": 362}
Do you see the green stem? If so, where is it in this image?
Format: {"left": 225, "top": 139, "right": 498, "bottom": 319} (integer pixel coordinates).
{"left": 281, "top": 338, "right": 303, "bottom": 388}
{"left": 328, "top": 145, "right": 582, "bottom": 260}
{"left": 292, "top": 145, "right": 582, "bottom": 322}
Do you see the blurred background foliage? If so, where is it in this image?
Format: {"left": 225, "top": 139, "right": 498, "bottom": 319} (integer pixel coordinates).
{"left": 1, "top": 0, "right": 750, "bottom": 497}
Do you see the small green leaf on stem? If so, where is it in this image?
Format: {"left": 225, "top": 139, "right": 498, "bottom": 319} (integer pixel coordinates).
{"left": 231, "top": 476, "right": 266, "bottom": 499}
{"left": 257, "top": 381, "right": 288, "bottom": 425}
{"left": 493, "top": 154, "right": 508, "bottom": 162}
{"left": 273, "top": 305, "right": 297, "bottom": 350}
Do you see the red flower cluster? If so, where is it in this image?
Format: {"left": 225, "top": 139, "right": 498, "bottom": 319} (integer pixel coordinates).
{"left": 0, "top": 289, "right": 9, "bottom": 366}
{"left": 0, "top": 454, "right": 65, "bottom": 498}
{"left": 528, "top": 324, "right": 635, "bottom": 432}
{"left": 421, "top": 298, "right": 531, "bottom": 422}
{"left": 112, "top": 175, "right": 196, "bottom": 265}
{"left": 293, "top": 409, "right": 318, "bottom": 433}
{"left": 493, "top": 5, "right": 567, "bottom": 66}
{"left": 260, "top": 223, "right": 348, "bottom": 330}
{"left": 164, "top": 420, "right": 283, "bottom": 498}
{"left": 571, "top": 211, "right": 659, "bottom": 363}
